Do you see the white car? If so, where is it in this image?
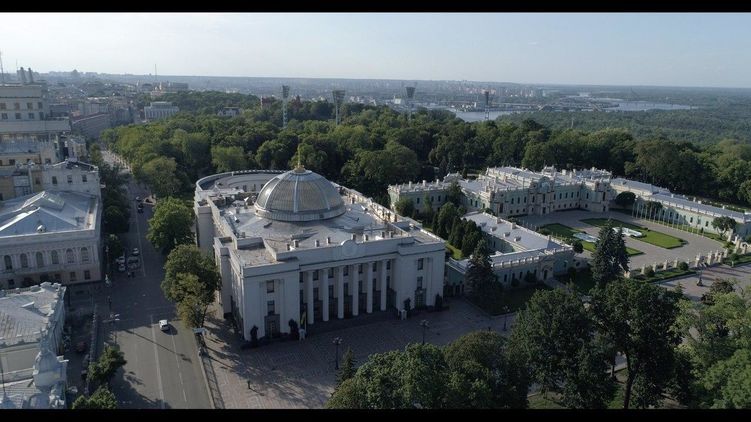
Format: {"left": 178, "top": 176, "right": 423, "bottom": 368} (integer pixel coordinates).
{"left": 116, "top": 255, "right": 126, "bottom": 265}
{"left": 131, "top": 248, "right": 140, "bottom": 257}
{"left": 159, "top": 320, "right": 170, "bottom": 332}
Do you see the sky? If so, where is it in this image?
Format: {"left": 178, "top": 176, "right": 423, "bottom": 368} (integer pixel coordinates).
{"left": 1, "top": 13, "right": 751, "bottom": 88}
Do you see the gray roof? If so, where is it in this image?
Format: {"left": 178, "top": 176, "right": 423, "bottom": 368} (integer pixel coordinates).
{"left": 0, "top": 191, "right": 96, "bottom": 237}
{"left": 255, "top": 168, "right": 346, "bottom": 222}
{"left": 0, "top": 283, "right": 64, "bottom": 348}
{"left": 650, "top": 192, "right": 750, "bottom": 222}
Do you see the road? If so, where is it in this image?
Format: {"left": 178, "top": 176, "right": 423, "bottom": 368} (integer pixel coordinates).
{"left": 96, "top": 149, "right": 211, "bottom": 409}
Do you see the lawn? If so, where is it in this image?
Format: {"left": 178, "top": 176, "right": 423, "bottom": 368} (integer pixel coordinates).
{"left": 581, "top": 218, "right": 685, "bottom": 249}
{"left": 540, "top": 223, "right": 643, "bottom": 256}
{"left": 611, "top": 209, "right": 725, "bottom": 242}
{"left": 633, "top": 267, "right": 696, "bottom": 283}
{"left": 445, "top": 243, "right": 463, "bottom": 260}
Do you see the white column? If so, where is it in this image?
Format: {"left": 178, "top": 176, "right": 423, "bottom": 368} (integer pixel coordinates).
{"left": 306, "top": 270, "right": 314, "bottom": 325}
{"left": 380, "top": 259, "right": 388, "bottom": 311}
{"left": 336, "top": 266, "right": 344, "bottom": 319}
{"left": 365, "top": 262, "right": 373, "bottom": 314}
{"left": 321, "top": 269, "right": 330, "bottom": 322}
{"left": 351, "top": 264, "right": 359, "bottom": 317}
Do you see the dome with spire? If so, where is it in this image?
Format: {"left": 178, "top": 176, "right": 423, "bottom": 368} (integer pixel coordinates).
{"left": 254, "top": 167, "right": 346, "bottom": 222}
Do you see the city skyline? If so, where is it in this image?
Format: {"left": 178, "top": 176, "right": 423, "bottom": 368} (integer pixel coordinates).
{"left": 1, "top": 13, "right": 751, "bottom": 88}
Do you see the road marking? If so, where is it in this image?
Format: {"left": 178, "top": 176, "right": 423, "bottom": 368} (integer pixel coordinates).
{"left": 170, "top": 324, "right": 188, "bottom": 404}
{"left": 150, "top": 315, "right": 166, "bottom": 409}
{"left": 131, "top": 185, "right": 148, "bottom": 279}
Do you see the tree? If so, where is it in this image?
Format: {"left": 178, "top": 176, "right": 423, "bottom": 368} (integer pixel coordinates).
{"left": 590, "top": 279, "right": 683, "bottom": 409}
{"left": 644, "top": 266, "right": 655, "bottom": 278}
{"left": 337, "top": 348, "right": 356, "bottom": 386}
{"left": 103, "top": 205, "right": 129, "bottom": 234}
{"left": 174, "top": 272, "right": 214, "bottom": 328}
{"left": 211, "top": 145, "right": 249, "bottom": 172}
{"left": 711, "top": 216, "right": 736, "bottom": 240}
{"left": 614, "top": 191, "right": 636, "bottom": 208}
{"left": 88, "top": 346, "right": 127, "bottom": 386}
{"left": 140, "top": 156, "right": 181, "bottom": 198}
{"left": 147, "top": 197, "right": 194, "bottom": 254}
{"left": 591, "top": 221, "right": 629, "bottom": 286}
{"left": 465, "top": 240, "right": 504, "bottom": 314}
{"left": 394, "top": 197, "right": 415, "bottom": 217}
{"left": 446, "top": 181, "right": 462, "bottom": 206}
{"left": 700, "top": 278, "right": 736, "bottom": 305}
{"left": 106, "top": 234, "right": 124, "bottom": 261}
{"left": 508, "top": 288, "right": 614, "bottom": 408}
{"left": 72, "top": 386, "right": 118, "bottom": 409}
{"left": 702, "top": 349, "right": 751, "bottom": 408}
{"left": 572, "top": 240, "right": 584, "bottom": 254}
{"left": 162, "top": 244, "right": 221, "bottom": 304}
{"left": 678, "top": 261, "right": 689, "bottom": 271}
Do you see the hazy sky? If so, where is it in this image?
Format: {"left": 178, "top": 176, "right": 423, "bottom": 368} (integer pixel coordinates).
{"left": 2, "top": 13, "right": 751, "bottom": 88}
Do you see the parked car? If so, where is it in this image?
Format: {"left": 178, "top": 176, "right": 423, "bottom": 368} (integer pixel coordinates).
{"left": 116, "top": 255, "right": 126, "bottom": 265}
{"left": 131, "top": 248, "right": 140, "bottom": 256}
{"left": 118, "top": 263, "right": 126, "bottom": 272}
{"left": 159, "top": 320, "right": 170, "bottom": 332}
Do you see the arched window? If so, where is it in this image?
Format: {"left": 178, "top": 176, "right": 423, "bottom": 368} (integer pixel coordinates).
{"left": 66, "top": 249, "right": 75, "bottom": 264}
{"left": 80, "top": 248, "right": 89, "bottom": 263}
{"left": 36, "top": 252, "right": 44, "bottom": 267}
{"left": 3, "top": 255, "right": 12, "bottom": 270}
{"left": 20, "top": 254, "right": 28, "bottom": 269}
{"left": 51, "top": 250, "right": 59, "bottom": 265}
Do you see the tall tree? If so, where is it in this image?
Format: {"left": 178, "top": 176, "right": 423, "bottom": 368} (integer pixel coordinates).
{"left": 87, "top": 346, "right": 127, "bottom": 387}
{"left": 147, "top": 197, "right": 194, "bottom": 254}
{"left": 591, "top": 221, "right": 629, "bottom": 286}
{"left": 162, "top": 244, "right": 221, "bottom": 304}
{"left": 72, "top": 386, "right": 118, "bottom": 409}
{"left": 590, "top": 279, "right": 683, "bottom": 409}
{"left": 174, "top": 273, "right": 215, "bottom": 328}
{"left": 711, "top": 216, "right": 736, "bottom": 240}
{"left": 508, "top": 288, "right": 614, "bottom": 408}
{"left": 337, "top": 347, "right": 356, "bottom": 386}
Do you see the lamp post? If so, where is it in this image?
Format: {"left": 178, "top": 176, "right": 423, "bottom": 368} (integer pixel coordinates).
{"left": 420, "top": 320, "right": 429, "bottom": 345}
{"left": 333, "top": 337, "right": 342, "bottom": 370}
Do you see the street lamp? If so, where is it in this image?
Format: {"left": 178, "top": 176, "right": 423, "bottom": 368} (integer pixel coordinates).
{"left": 420, "top": 320, "right": 429, "bottom": 345}
{"left": 333, "top": 337, "right": 342, "bottom": 370}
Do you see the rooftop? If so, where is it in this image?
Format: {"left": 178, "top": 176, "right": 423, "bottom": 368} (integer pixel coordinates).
{"left": 0, "top": 282, "right": 65, "bottom": 350}
{"left": 463, "top": 211, "right": 566, "bottom": 251}
{"left": 0, "top": 191, "right": 97, "bottom": 238}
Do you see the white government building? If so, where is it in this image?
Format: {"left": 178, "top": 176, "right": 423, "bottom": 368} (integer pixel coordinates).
{"left": 143, "top": 101, "right": 180, "bottom": 121}
{"left": 445, "top": 212, "right": 576, "bottom": 295}
{"left": 195, "top": 166, "right": 445, "bottom": 341}
{"left": 0, "top": 282, "right": 68, "bottom": 409}
{"left": 0, "top": 186, "right": 102, "bottom": 289}
{"left": 389, "top": 166, "right": 751, "bottom": 238}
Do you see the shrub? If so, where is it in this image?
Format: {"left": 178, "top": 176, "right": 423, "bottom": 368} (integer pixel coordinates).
{"left": 678, "top": 261, "right": 689, "bottom": 271}
{"left": 644, "top": 267, "right": 655, "bottom": 278}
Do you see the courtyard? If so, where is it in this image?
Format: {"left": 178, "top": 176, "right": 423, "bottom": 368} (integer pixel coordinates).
{"left": 200, "top": 297, "right": 517, "bottom": 409}
{"left": 521, "top": 210, "right": 724, "bottom": 270}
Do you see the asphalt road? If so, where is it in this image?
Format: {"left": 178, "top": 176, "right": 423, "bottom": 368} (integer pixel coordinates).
{"left": 96, "top": 150, "right": 212, "bottom": 409}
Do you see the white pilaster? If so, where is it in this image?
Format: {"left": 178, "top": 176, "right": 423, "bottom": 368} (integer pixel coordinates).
{"left": 380, "top": 259, "right": 388, "bottom": 311}
{"left": 306, "top": 270, "right": 314, "bottom": 325}
{"left": 351, "top": 264, "right": 359, "bottom": 317}
{"left": 365, "top": 262, "right": 373, "bottom": 313}
{"left": 337, "top": 266, "right": 344, "bottom": 319}
{"left": 321, "top": 269, "right": 329, "bottom": 322}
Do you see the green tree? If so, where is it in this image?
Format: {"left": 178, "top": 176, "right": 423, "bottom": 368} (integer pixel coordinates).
{"left": 571, "top": 240, "right": 584, "bottom": 254}
{"left": 702, "top": 349, "right": 751, "bottom": 408}
{"left": 162, "top": 244, "right": 221, "bottom": 304}
{"left": 394, "top": 197, "right": 415, "bottom": 217}
{"left": 337, "top": 347, "right": 356, "bottom": 386}
{"left": 87, "top": 346, "right": 127, "bottom": 386}
{"left": 465, "top": 240, "right": 504, "bottom": 314}
{"left": 508, "top": 288, "right": 615, "bottom": 408}
{"left": 590, "top": 279, "right": 683, "bottom": 409}
{"left": 103, "top": 206, "right": 129, "bottom": 234}
{"left": 446, "top": 181, "right": 462, "bottom": 206}
{"left": 614, "top": 191, "right": 636, "bottom": 208}
{"left": 211, "top": 145, "right": 249, "bottom": 173}
{"left": 72, "top": 386, "right": 118, "bottom": 409}
{"left": 147, "top": 197, "right": 194, "bottom": 254}
{"left": 141, "top": 156, "right": 181, "bottom": 198}
{"left": 106, "top": 234, "right": 124, "bottom": 262}
{"left": 711, "top": 216, "right": 736, "bottom": 240}
{"left": 174, "top": 273, "right": 214, "bottom": 328}
{"left": 591, "top": 221, "right": 629, "bottom": 286}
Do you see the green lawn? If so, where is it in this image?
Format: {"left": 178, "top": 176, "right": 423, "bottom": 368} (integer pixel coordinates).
{"left": 446, "top": 244, "right": 463, "bottom": 260}
{"left": 541, "top": 224, "right": 643, "bottom": 256}
{"left": 581, "top": 218, "right": 685, "bottom": 249}
{"left": 611, "top": 209, "right": 725, "bottom": 242}
{"left": 633, "top": 268, "right": 696, "bottom": 283}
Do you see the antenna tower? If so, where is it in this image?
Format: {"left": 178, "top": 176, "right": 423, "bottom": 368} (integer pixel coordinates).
{"left": 281, "top": 85, "right": 290, "bottom": 129}
{"left": 332, "top": 90, "right": 346, "bottom": 125}
{"left": 405, "top": 86, "right": 416, "bottom": 121}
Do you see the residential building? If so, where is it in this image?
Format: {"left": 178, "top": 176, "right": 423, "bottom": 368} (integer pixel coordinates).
{"left": 0, "top": 84, "right": 70, "bottom": 144}
{"left": 0, "top": 282, "right": 68, "bottom": 409}
{"left": 194, "top": 167, "right": 445, "bottom": 341}
{"left": 0, "top": 159, "right": 100, "bottom": 202}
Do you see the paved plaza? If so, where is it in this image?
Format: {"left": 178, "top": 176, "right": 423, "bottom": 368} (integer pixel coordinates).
{"left": 201, "top": 297, "right": 516, "bottom": 409}
{"left": 658, "top": 262, "right": 751, "bottom": 301}
{"left": 520, "top": 210, "right": 725, "bottom": 269}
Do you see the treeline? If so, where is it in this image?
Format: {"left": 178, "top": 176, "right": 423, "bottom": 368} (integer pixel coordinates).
{"left": 104, "top": 90, "right": 751, "bottom": 209}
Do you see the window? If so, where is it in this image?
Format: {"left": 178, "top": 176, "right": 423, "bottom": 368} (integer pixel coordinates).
{"left": 266, "top": 280, "right": 274, "bottom": 293}
{"left": 67, "top": 175, "right": 73, "bottom": 184}
{"left": 27, "top": 102, "right": 33, "bottom": 110}
{"left": 503, "top": 274, "right": 507, "bottom": 282}
{"left": 38, "top": 102, "right": 43, "bottom": 109}
{"left": 416, "top": 276, "right": 423, "bottom": 289}
{"left": 39, "top": 112, "right": 44, "bottom": 119}
{"left": 52, "top": 176, "right": 58, "bottom": 185}
{"left": 0, "top": 103, "right": 5, "bottom": 109}
{"left": 28, "top": 113, "right": 35, "bottom": 119}
{"left": 66, "top": 248, "right": 75, "bottom": 264}
{"left": 705, "top": 221, "right": 709, "bottom": 227}
{"left": 7, "top": 279, "right": 14, "bottom": 287}
{"left": 35, "top": 178, "right": 40, "bottom": 185}
{"left": 343, "top": 266, "right": 349, "bottom": 276}
{"left": 416, "top": 197, "right": 420, "bottom": 204}
{"left": 417, "top": 258, "right": 424, "bottom": 270}
{"left": 69, "top": 272, "right": 77, "bottom": 282}
{"left": 20, "top": 254, "right": 28, "bottom": 269}
{"left": 15, "top": 113, "right": 21, "bottom": 119}
{"left": 14, "top": 103, "right": 19, "bottom": 110}
{"left": 386, "top": 261, "right": 391, "bottom": 270}
{"left": 84, "top": 270, "right": 91, "bottom": 280}
{"left": 358, "top": 264, "right": 363, "bottom": 274}
{"left": 82, "top": 175, "right": 87, "bottom": 183}
{"left": 4, "top": 255, "right": 12, "bottom": 271}
{"left": 267, "top": 301, "right": 275, "bottom": 315}
{"left": 1, "top": 113, "right": 6, "bottom": 120}
{"left": 36, "top": 252, "right": 44, "bottom": 267}
{"left": 80, "top": 248, "right": 89, "bottom": 263}
{"left": 437, "top": 195, "right": 441, "bottom": 201}
{"left": 51, "top": 251, "right": 59, "bottom": 265}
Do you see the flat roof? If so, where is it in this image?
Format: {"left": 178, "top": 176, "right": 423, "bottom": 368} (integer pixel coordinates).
{"left": 0, "top": 191, "right": 97, "bottom": 237}
{"left": 463, "top": 211, "right": 566, "bottom": 251}
{"left": 0, "top": 283, "right": 65, "bottom": 349}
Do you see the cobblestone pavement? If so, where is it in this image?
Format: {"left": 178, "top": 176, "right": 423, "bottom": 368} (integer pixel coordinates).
{"left": 201, "top": 297, "right": 516, "bottom": 409}
{"left": 657, "top": 262, "right": 751, "bottom": 301}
